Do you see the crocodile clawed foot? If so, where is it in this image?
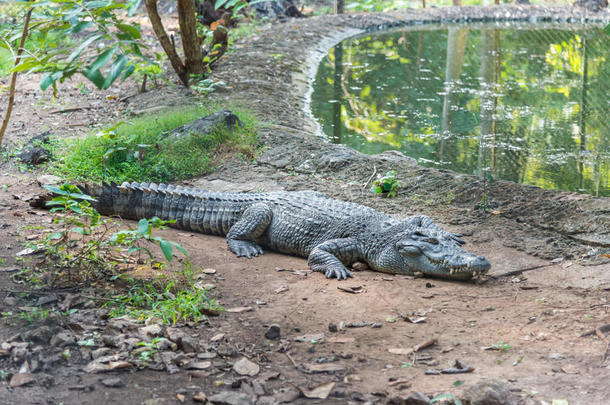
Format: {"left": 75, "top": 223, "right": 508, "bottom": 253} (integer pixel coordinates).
{"left": 325, "top": 266, "right": 353, "bottom": 280}
{"left": 227, "top": 240, "right": 264, "bottom": 258}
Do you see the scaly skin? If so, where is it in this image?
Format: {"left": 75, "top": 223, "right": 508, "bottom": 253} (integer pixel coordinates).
{"left": 83, "top": 182, "right": 491, "bottom": 281}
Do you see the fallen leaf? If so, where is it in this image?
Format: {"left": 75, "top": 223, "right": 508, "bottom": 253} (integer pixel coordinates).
{"left": 389, "top": 348, "right": 414, "bottom": 355}
{"left": 185, "top": 361, "right": 212, "bottom": 370}
{"left": 294, "top": 333, "right": 324, "bottom": 343}
{"left": 304, "top": 363, "right": 346, "bottom": 373}
{"left": 176, "top": 393, "right": 185, "bottom": 403}
{"left": 202, "top": 268, "right": 216, "bottom": 274}
{"left": 388, "top": 378, "right": 411, "bottom": 387}
{"left": 84, "top": 360, "right": 133, "bottom": 373}
{"left": 9, "top": 373, "right": 36, "bottom": 388}
{"left": 226, "top": 306, "right": 253, "bottom": 313}
{"left": 404, "top": 316, "right": 427, "bottom": 324}
{"left": 337, "top": 285, "right": 365, "bottom": 294}
{"left": 210, "top": 333, "right": 225, "bottom": 342}
{"left": 192, "top": 392, "right": 207, "bottom": 402}
{"left": 560, "top": 365, "right": 580, "bottom": 374}
{"left": 298, "top": 382, "right": 335, "bottom": 399}
{"left": 275, "top": 285, "right": 289, "bottom": 294}
{"left": 328, "top": 337, "right": 355, "bottom": 344}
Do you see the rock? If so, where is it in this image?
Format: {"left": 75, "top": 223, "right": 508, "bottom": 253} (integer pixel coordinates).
{"left": 139, "top": 324, "right": 164, "bottom": 339}
{"left": 11, "top": 347, "right": 29, "bottom": 364}
{"left": 179, "top": 336, "right": 199, "bottom": 353}
{"left": 208, "top": 391, "right": 254, "bottom": 405}
{"left": 256, "top": 397, "right": 278, "bottom": 405}
{"left": 92, "top": 348, "right": 114, "bottom": 359}
{"left": 50, "top": 332, "right": 75, "bottom": 348}
{"left": 165, "top": 110, "right": 242, "bottom": 140}
{"left": 101, "top": 335, "right": 119, "bottom": 347}
{"left": 25, "top": 325, "right": 54, "bottom": 344}
{"left": 233, "top": 357, "right": 260, "bottom": 376}
{"left": 18, "top": 147, "right": 51, "bottom": 165}
{"left": 251, "top": 0, "right": 303, "bottom": 20}
{"left": 265, "top": 324, "right": 281, "bottom": 340}
{"left": 36, "top": 175, "right": 62, "bottom": 186}
{"left": 328, "top": 323, "right": 338, "bottom": 333}
{"left": 101, "top": 377, "right": 124, "bottom": 388}
{"left": 351, "top": 261, "right": 370, "bottom": 271}
{"left": 462, "top": 380, "right": 514, "bottom": 405}
{"left": 549, "top": 353, "right": 565, "bottom": 360}
{"left": 573, "top": 0, "right": 608, "bottom": 11}
{"left": 154, "top": 338, "right": 174, "bottom": 351}
{"left": 403, "top": 391, "right": 430, "bottom": 405}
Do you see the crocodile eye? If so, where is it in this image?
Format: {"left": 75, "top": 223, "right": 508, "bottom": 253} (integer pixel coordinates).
{"left": 427, "top": 238, "right": 439, "bottom": 245}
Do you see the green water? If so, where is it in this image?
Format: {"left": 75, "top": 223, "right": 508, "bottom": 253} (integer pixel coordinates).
{"left": 311, "top": 24, "right": 610, "bottom": 197}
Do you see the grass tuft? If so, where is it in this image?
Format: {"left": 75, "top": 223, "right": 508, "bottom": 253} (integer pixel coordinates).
{"left": 50, "top": 104, "right": 258, "bottom": 183}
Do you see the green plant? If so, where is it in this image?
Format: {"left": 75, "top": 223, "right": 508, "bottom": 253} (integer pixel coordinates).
{"left": 17, "top": 307, "right": 50, "bottom": 324}
{"left": 430, "top": 393, "right": 463, "bottom": 405}
{"left": 191, "top": 78, "right": 226, "bottom": 95}
{"left": 21, "top": 184, "right": 188, "bottom": 286}
{"left": 1, "top": 1, "right": 149, "bottom": 93}
{"left": 492, "top": 341, "right": 511, "bottom": 352}
{"left": 110, "top": 218, "right": 187, "bottom": 262}
{"left": 107, "top": 281, "right": 222, "bottom": 324}
{"left": 137, "top": 337, "right": 163, "bottom": 362}
{"left": 371, "top": 170, "right": 401, "bottom": 197}
{"left": 51, "top": 105, "right": 258, "bottom": 184}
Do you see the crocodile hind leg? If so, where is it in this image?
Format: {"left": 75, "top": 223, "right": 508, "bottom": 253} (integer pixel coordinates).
{"left": 226, "top": 203, "right": 272, "bottom": 258}
{"left": 308, "top": 238, "right": 361, "bottom": 280}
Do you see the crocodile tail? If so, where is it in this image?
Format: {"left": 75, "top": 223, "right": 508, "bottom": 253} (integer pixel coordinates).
{"left": 86, "top": 182, "right": 215, "bottom": 233}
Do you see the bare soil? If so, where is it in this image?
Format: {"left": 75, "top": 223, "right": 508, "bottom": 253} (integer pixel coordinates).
{"left": 0, "top": 5, "right": 609, "bottom": 405}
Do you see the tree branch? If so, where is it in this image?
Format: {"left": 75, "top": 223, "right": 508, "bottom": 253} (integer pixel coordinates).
{"left": 144, "top": 0, "right": 188, "bottom": 86}
{"left": 0, "top": 8, "right": 33, "bottom": 149}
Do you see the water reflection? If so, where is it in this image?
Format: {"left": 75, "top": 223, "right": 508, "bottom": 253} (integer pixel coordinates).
{"left": 311, "top": 24, "right": 609, "bottom": 197}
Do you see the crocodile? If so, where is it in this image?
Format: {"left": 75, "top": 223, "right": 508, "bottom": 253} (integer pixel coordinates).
{"left": 82, "top": 182, "right": 491, "bottom": 281}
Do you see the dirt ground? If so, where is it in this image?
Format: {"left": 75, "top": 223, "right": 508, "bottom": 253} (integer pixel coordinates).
{"left": 0, "top": 4, "right": 609, "bottom": 405}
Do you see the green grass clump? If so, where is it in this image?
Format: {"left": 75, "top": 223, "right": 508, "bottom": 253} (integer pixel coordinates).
{"left": 51, "top": 105, "right": 258, "bottom": 183}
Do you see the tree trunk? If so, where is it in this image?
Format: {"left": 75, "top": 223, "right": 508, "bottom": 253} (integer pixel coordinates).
{"left": 335, "top": 0, "right": 344, "bottom": 14}
{"left": 0, "top": 8, "right": 33, "bottom": 149}
{"left": 145, "top": 0, "right": 188, "bottom": 86}
{"left": 452, "top": 0, "right": 462, "bottom": 5}
{"left": 177, "top": 0, "right": 204, "bottom": 78}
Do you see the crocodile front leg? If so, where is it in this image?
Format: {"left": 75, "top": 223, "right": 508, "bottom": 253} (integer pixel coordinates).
{"left": 226, "top": 203, "right": 272, "bottom": 258}
{"left": 307, "top": 238, "right": 362, "bottom": 280}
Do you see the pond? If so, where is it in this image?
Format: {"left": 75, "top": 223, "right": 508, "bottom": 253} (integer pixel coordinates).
{"left": 311, "top": 23, "right": 610, "bottom": 197}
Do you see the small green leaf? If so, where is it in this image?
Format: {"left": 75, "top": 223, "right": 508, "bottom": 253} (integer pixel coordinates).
{"left": 159, "top": 240, "right": 173, "bottom": 261}
{"left": 116, "top": 23, "right": 141, "bottom": 39}
{"left": 40, "top": 71, "right": 63, "bottom": 91}
{"left": 86, "top": 46, "right": 118, "bottom": 76}
{"left": 69, "top": 21, "right": 93, "bottom": 34}
{"left": 84, "top": 68, "right": 106, "bottom": 89}
{"left": 138, "top": 218, "right": 149, "bottom": 235}
{"left": 48, "top": 232, "right": 64, "bottom": 240}
{"left": 604, "top": 23, "right": 610, "bottom": 35}
{"left": 102, "top": 54, "right": 127, "bottom": 89}
{"left": 67, "top": 33, "right": 103, "bottom": 64}
{"left": 453, "top": 380, "right": 463, "bottom": 386}
{"left": 72, "top": 227, "right": 85, "bottom": 235}
{"left": 169, "top": 241, "right": 188, "bottom": 257}
{"left": 214, "top": 0, "right": 228, "bottom": 9}
{"left": 43, "top": 185, "right": 68, "bottom": 195}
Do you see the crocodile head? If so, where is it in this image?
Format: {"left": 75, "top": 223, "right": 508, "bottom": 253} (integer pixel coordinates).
{"left": 371, "top": 222, "right": 491, "bottom": 281}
